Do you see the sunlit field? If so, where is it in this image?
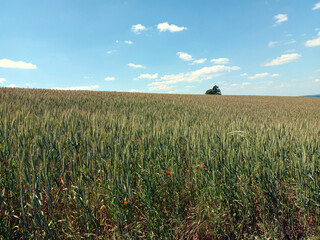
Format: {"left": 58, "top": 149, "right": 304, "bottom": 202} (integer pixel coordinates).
{"left": 1, "top": 88, "right": 320, "bottom": 239}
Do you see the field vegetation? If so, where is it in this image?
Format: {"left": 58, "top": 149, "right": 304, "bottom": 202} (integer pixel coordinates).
{"left": 0, "top": 88, "right": 320, "bottom": 239}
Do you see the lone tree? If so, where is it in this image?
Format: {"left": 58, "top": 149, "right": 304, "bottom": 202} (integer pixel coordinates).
{"left": 205, "top": 85, "right": 221, "bottom": 95}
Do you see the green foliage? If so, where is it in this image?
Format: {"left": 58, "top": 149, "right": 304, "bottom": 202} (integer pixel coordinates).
{"left": 205, "top": 85, "right": 221, "bottom": 95}
{"left": 0, "top": 88, "right": 320, "bottom": 238}
{"left": 212, "top": 85, "right": 221, "bottom": 95}
{"left": 205, "top": 89, "right": 213, "bottom": 95}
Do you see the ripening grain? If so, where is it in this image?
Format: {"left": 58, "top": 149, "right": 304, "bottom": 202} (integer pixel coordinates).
{"left": 0, "top": 88, "right": 319, "bottom": 239}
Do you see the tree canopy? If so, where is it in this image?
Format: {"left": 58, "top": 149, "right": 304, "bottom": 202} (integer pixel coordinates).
{"left": 205, "top": 85, "right": 221, "bottom": 95}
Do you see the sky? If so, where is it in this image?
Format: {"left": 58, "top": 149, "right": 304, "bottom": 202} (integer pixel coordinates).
{"left": 0, "top": 0, "right": 320, "bottom": 96}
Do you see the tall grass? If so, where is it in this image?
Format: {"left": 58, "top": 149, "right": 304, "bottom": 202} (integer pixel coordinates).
{"left": 0, "top": 88, "right": 319, "bottom": 239}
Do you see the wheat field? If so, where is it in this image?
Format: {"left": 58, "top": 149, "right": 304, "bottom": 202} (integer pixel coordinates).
{"left": 0, "top": 88, "right": 320, "bottom": 239}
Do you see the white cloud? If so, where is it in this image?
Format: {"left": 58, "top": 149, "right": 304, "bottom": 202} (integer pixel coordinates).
{"left": 53, "top": 85, "right": 99, "bottom": 91}
{"left": 107, "top": 50, "right": 116, "bottom": 54}
{"left": 278, "top": 84, "right": 287, "bottom": 88}
{"left": 269, "top": 39, "right": 295, "bottom": 47}
{"left": 315, "top": 78, "right": 320, "bottom": 82}
{"left": 124, "top": 40, "right": 133, "bottom": 45}
{"left": 104, "top": 77, "right": 115, "bottom": 81}
{"left": 25, "top": 83, "right": 30, "bottom": 87}
{"left": 135, "top": 73, "right": 158, "bottom": 80}
{"left": 0, "top": 59, "right": 37, "bottom": 69}
{"left": 210, "top": 58, "right": 230, "bottom": 64}
{"left": 147, "top": 64, "right": 240, "bottom": 91}
{"left": 192, "top": 58, "right": 207, "bottom": 64}
{"left": 156, "top": 73, "right": 185, "bottom": 83}
{"left": 0, "top": 78, "right": 6, "bottom": 83}
{"left": 249, "top": 72, "right": 269, "bottom": 79}
{"left": 127, "top": 63, "right": 145, "bottom": 69}
{"left": 187, "top": 65, "right": 239, "bottom": 80}
{"left": 268, "top": 41, "right": 280, "bottom": 47}
{"left": 131, "top": 24, "right": 147, "bottom": 34}
{"left": 264, "top": 53, "right": 301, "bottom": 66}
{"left": 274, "top": 14, "right": 288, "bottom": 25}
{"left": 312, "top": 2, "right": 320, "bottom": 10}
{"left": 271, "top": 73, "right": 280, "bottom": 78}
{"left": 7, "top": 84, "right": 18, "bottom": 88}
{"left": 177, "top": 52, "right": 193, "bottom": 61}
{"left": 157, "top": 22, "right": 187, "bottom": 32}
{"left": 305, "top": 32, "right": 320, "bottom": 47}
{"left": 230, "top": 82, "right": 251, "bottom": 88}
{"left": 240, "top": 73, "right": 248, "bottom": 77}
{"left": 129, "top": 89, "right": 145, "bottom": 93}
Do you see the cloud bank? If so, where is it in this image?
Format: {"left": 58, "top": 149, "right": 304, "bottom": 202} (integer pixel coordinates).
{"left": 0, "top": 59, "right": 37, "bottom": 69}
{"left": 274, "top": 14, "right": 288, "bottom": 25}
{"left": 249, "top": 73, "right": 269, "bottom": 79}
{"left": 131, "top": 24, "right": 147, "bottom": 34}
{"left": 157, "top": 22, "right": 187, "bottom": 32}
{"left": 135, "top": 73, "right": 158, "bottom": 80}
{"left": 312, "top": 2, "right": 320, "bottom": 10}
{"left": 147, "top": 65, "right": 239, "bottom": 91}
{"left": 53, "top": 85, "right": 99, "bottom": 90}
{"left": 211, "top": 58, "right": 230, "bottom": 64}
{"left": 305, "top": 32, "right": 320, "bottom": 47}
{"left": 104, "top": 77, "right": 115, "bottom": 81}
{"left": 127, "top": 63, "right": 145, "bottom": 69}
{"left": 177, "top": 52, "right": 193, "bottom": 61}
{"left": 264, "top": 53, "right": 300, "bottom": 66}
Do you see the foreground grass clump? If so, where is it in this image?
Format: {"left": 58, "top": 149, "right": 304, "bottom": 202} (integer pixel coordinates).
{"left": 0, "top": 88, "right": 320, "bottom": 239}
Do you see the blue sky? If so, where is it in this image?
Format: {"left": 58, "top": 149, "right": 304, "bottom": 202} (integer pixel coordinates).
{"left": 0, "top": 0, "right": 320, "bottom": 96}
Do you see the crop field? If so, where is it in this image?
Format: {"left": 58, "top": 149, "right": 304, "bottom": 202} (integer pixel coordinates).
{"left": 0, "top": 88, "right": 320, "bottom": 239}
